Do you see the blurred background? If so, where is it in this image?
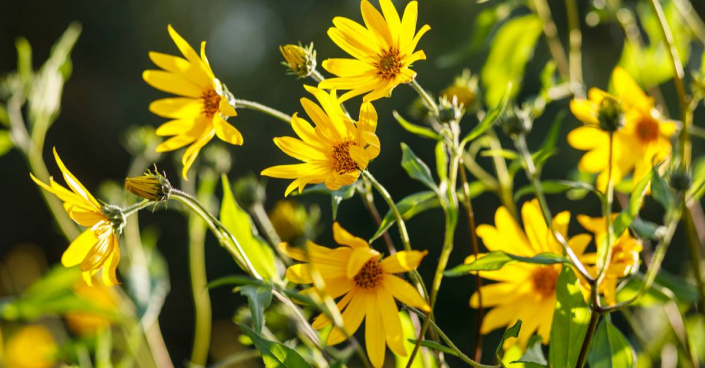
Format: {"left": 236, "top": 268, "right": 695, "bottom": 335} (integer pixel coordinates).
{"left": 2, "top": 0, "right": 705, "bottom": 366}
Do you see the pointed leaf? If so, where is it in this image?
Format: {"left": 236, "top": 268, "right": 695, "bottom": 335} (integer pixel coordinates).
{"left": 400, "top": 143, "right": 438, "bottom": 191}
{"left": 548, "top": 266, "right": 590, "bottom": 368}
{"left": 394, "top": 111, "right": 439, "bottom": 140}
{"left": 238, "top": 323, "right": 313, "bottom": 368}
{"left": 587, "top": 319, "right": 635, "bottom": 368}
{"left": 240, "top": 284, "right": 273, "bottom": 334}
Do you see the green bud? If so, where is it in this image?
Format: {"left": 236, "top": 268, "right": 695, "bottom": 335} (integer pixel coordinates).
{"left": 233, "top": 174, "right": 266, "bottom": 209}
{"left": 597, "top": 97, "right": 624, "bottom": 132}
{"left": 501, "top": 108, "right": 532, "bottom": 138}
{"left": 669, "top": 169, "right": 692, "bottom": 192}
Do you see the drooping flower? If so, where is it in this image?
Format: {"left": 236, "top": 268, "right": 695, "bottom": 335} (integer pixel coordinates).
{"left": 469, "top": 200, "right": 591, "bottom": 348}
{"left": 30, "top": 148, "right": 122, "bottom": 286}
{"left": 319, "top": 0, "right": 430, "bottom": 102}
{"left": 576, "top": 215, "right": 643, "bottom": 306}
{"left": 261, "top": 86, "right": 380, "bottom": 195}
{"left": 281, "top": 222, "right": 430, "bottom": 368}
{"left": 3, "top": 325, "right": 57, "bottom": 368}
{"left": 143, "top": 25, "right": 241, "bottom": 180}
{"left": 568, "top": 67, "right": 676, "bottom": 191}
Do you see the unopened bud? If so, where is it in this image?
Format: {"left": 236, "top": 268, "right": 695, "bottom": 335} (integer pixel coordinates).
{"left": 125, "top": 169, "right": 172, "bottom": 202}
{"left": 669, "top": 169, "right": 692, "bottom": 192}
{"left": 501, "top": 108, "right": 532, "bottom": 138}
{"left": 597, "top": 97, "right": 624, "bottom": 132}
{"left": 437, "top": 95, "right": 464, "bottom": 125}
{"left": 233, "top": 174, "right": 266, "bottom": 209}
{"left": 441, "top": 69, "right": 478, "bottom": 111}
{"left": 280, "top": 43, "right": 317, "bottom": 79}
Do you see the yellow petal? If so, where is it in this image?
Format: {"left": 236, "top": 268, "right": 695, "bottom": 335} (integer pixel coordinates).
{"left": 567, "top": 126, "right": 607, "bottom": 150}
{"left": 377, "top": 286, "right": 406, "bottom": 356}
{"left": 570, "top": 99, "right": 598, "bottom": 125}
{"left": 279, "top": 241, "right": 350, "bottom": 267}
{"left": 313, "top": 290, "right": 355, "bottom": 330}
{"left": 167, "top": 25, "right": 214, "bottom": 81}
{"left": 328, "top": 289, "right": 366, "bottom": 345}
{"left": 62, "top": 228, "right": 99, "bottom": 267}
{"left": 181, "top": 128, "right": 216, "bottom": 180}
{"left": 101, "top": 235, "right": 120, "bottom": 286}
{"left": 214, "top": 116, "right": 243, "bottom": 145}
{"left": 53, "top": 148, "right": 101, "bottom": 209}
{"left": 218, "top": 98, "right": 237, "bottom": 117}
{"left": 476, "top": 207, "right": 534, "bottom": 256}
{"left": 143, "top": 70, "right": 203, "bottom": 98}
{"left": 365, "top": 291, "right": 386, "bottom": 368}
{"left": 156, "top": 133, "right": 198, "bottom": 152}
{"left": 399, "top": 1, "right": 418, "bottom": 51}
{"left": 348, "top": 144, "right": 370, "bottom": 169}
{"left": 155, "top": 119, "right": 196, "bottom": 137}
{"left": 403, "top": 24, "right": 430, "bottom": 55}
{"left": 379, "top": 0, "right": 402, "bottom": 47}
{"left": 361, "top": 0, "right": 393, "bottom": 50}
{"left": 274, "top": 136, "right": 327, "bottom": 162}
{"left": 291, "top": 114, "right": 329, "bottom": 151}
{"left": 569, "top": 233, "right": 593, "bottom": 257}
{"left": 322, "top": 58, "right": 376, "bottom": 78}
{"left": 470, "top": 282, "right": 525, "bottom": 308}
{"left": 347, "top": 247, "right": 381, "bottom": 279}
{"left": 262, "top": 163, "right": 315, "bottom": 179}
{"left": 286, "top": 264, "right": 313, "bottom": 284}
{"left": 149, "top": 97, "right": 201, "bottom": 119}
{"left": 380, "top": 250, "right": 427, "bottom": 273}
{"left": 148, "top": 51, "right": 210, "bottom": 89}
{"left": 333, "top": 222, "right": 369, "bottom": 249}
{"left": 384, "top": 274, "right": 429, "bottom": 312}
{"left": 612, "top": 67, "right": 651, "bottom": 112}
{"left": 481, "top": 301, "right": 524, "bottom": 334}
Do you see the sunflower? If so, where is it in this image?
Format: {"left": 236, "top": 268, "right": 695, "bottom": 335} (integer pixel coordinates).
{"left": 469, "top": 200, "right": 592, "bottom": 348}
{"left": 576, "top": 215, "right": 643, "bottom": 306}
{"left": 143, "top": 25, "right": 241, "bottom": 180}
{"left": 30, "top": 148, "right": 121, "bottom": 286}
{"left": 281, "top": 222, "right": 430, "bottom": 368}
{"left": 568, "top": 67, "right": 676, "bottom": 191}
{"left": 261, "top": 86, "right": 380, "bottom": 195}
{"left": 318, "top": 0, "right": 430, "bottom": 102}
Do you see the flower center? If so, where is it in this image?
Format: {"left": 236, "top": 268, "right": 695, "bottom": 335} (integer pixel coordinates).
{"left": 530, "top": 266, "right": 559, "bottom": 298}
{"left": 202, "top": 89, "right": 221, "bottom": 118}
{"left": 331, "top": 141, "right": 358, "bottom": 174}
{"left": 376, "top": 49, "right": 402, "bottom": 80}
{"left": 354, "top": 260, "right": 384, "bottom": 289}
{"left": 635, "top": 117, "right": 659, "bottom": 143}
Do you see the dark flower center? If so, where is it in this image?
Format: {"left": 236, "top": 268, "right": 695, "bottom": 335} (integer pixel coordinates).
{"left": 354, "top": 259, "right": 384, "bottom": 289}
{"left": 531, "top": 266, "right": 559, "bottom": 298}
{"left": 376, "top": 49, "right": 402, "bottom": 80}
{"left": 635, "top": 117, "right": 659, "bottom": 143}
{"left": 202, "top": 90, "right": 221, "bottom": 118}
{"left": 331, "top": 141, "right": 358, "bottom": 174}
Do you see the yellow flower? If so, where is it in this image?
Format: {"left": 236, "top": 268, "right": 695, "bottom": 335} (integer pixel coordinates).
{"left": 568, "top": 67, "right": 676, "bottom": 191}
{"left": 281, "top": 222, "right": 430, "bottom": 368}
{"left": 576, "top": 215, "right": 643, "bottom": 306}
{"left": 31, "top": 148, "right": 121, "bottom": 286}
{"left": 261, "top": 86, "right": 380, "bottom": 195}
{"left": 319, "top": 0, "right": 430, "bottom": 102}
{"left": 469, "top": 200, "right": 591, "bottom": 349}
{"left": 280, "top": 43, "right": 317, "bottom": 78}
{"left": 66, "top": 281, "right": 119, "bottom": 336}
{"left": 124, "top": 169, "right": 171, "bottom": 202}
{"left": 4, "top": 325, "right": 57, "bottom": 368}
{"left": 143, "top": 25, "right": 241, "bottom": 180}
{"left": 441, "top": 69, "right": 478, "bottom": 108}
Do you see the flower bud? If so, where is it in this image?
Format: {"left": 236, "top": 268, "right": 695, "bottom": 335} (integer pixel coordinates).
{"left": 280, "top": 43, "right": 317, "bottom": 79}
{"left": 437, "top": 95, "right": 465, "bottom": 125}
{"left": 501, "top": 107, "right": 532, "bottom": 138}
{"left": 597, "top": 96, "right": 624, "bottom": 132}
{"left": 441, "top": 69, "right": 478, "bottom": 110}
{"left": 125, "top": 169, "right": 172, "bottom": 202}
{"left": 269, "top": 200, "right": 320, "bottom": 247}
{"left": 232, "top": 174, "right": 266, "bottom": 209}
{"left": 669, "top": 169, "right": 692, "bottom": 192}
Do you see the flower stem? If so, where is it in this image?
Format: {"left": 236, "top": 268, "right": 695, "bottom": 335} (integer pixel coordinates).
{"left": 310, "top": 70, "right": 325, "bottom": 83}
{"left": 234, "top": 99, "right": 292, "bottom": 125}
{"left": 409, "top": 79, "right": 440, "bottom": 115}
{"left": 513, "top": 134, "right": 593, "bottom": 281}
{"left": 596, "top": 133, "right": 615, "bottom": 287}
{"left": 575, "top": 309, "right": 600, "bottom": 368}
{"left": 459, "top": 164, "right": 484, "bottom": 362}
{"left": 532, "top": 0, "right": 571, "bottom": 81}
{"left": 407, "top": 307, "right": 500, "bottom": 368}
{"left": 565, "top": 0, "right": 583, "bottom": 96}
{"left": 358, "top": 179, "right": 398, "bottom": 256}
{"left": 122, "top": 200, "right": 152, "bottom": 217}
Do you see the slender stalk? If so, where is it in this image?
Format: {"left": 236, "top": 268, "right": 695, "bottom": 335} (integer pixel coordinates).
{"left": 409, "top": 79, "right": 440, "bottom": 115}
{"left": 595, "top": 133, "right": 615, "bottom": 286}
{"left": 234, "top": 99, "right": 292, "bottom": 125}
{"left": 122, "top": 200, "right": 152, "bottom": 217}
{"left": 407, "top": 307, "right": 499, "bottom": 368}
{"left": 513, "top": 135, "right": 593, "bottom": 281}
{"left": 362, "top": 171, "right": 414, "bottom": 253}
{"left": 648, "top": 0, "right": 689, "bottom": 165}
{"left": 486, "top": 130, "right": 518, "bottom": 219}
{"left": 565, "top": 0, "right": 583, "bottom": 96}
{"left": 188, "top": 207, "right": 211, "bottom": 367}
{"left": 249, "top": 203, "right": 290, "bottom": 270}
{"left": 358, "top": 180, "right": 397, "bottom": 256}
{"left": 683, "top": 209, "right": 705, "bottom": 312}
{"left": 310, "top": 70, "right": 325, "bottom": 83}
{"left": 672, "top": 0, "right": 705, "bottom": 43}
{"left": 532, "top": 0, "right": 571, "bottom": 81}
{"left": 459, "top": 164, "right": 484, "bottom": 361}
{"left": 575, "top": 310, "right": 600, "bottom": 368}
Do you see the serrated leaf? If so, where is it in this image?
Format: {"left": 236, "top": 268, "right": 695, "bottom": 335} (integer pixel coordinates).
{"left": 587, "top": 319, "right": 635, "bottom": 368}
{"left": 481, "top": 14, "right": 543, "bottom": 106}
{"left": 238, "top": 323, "right": 313, "bottom": 368}
{"left": 220, "top": 176, "right": 278, "bottom": 279}
{"left": 240, "top": 284, "right": 273, "bottom": 334}
{"left": 497, "top": 320, "right": 522, "bottom": 356}
{"left": 548, "top": 266, "right": 590, "bottom": 368}
{"left": 394, "top": 111, "right": 439, "bottom": 140}
{"left": 445, "top": 251, "right": 569, "bottom": 276}
{"left": 400, "top": 143, "right": 438, "bottom": 191}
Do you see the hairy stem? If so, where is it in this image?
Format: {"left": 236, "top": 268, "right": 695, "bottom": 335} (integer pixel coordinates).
{"left": 234, "top": 99, "right": 292, "bottom": 125}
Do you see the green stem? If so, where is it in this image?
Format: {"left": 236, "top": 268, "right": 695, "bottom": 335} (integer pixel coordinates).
{"left": 407, "top": 307, "right": 499, "bottom": 368}
{"left": 532, "top": 0, "right": 571, "bottom": 81}
{"left": 486, "top": 129, "right": 518, "bottom": 220}
{"left": 595, "top": 133, "right": 615, "bottom": 287}
{"left": 565, "top": 0, "right": 583, "bottom": 96}
{"left": 575, "top": 310, "right": 600, "bottom": 368}
{"left": 514, "top": 135, "right": 593, "bottom": 281}
{"left": 310, "top": 70, "right": 325, "bottom": 83}
{"left": 683, "top": 208, "right": 705, "bottom": 312}
{"left": 122, "top": 200, "right": 152, "bottom": 217}
{"left": 188, "top": 206, "right": 211, "bottom": 367}
{"left": 358, "top": 180, "right": 398, "bottom": 256}
{"left": 409, "top": 79, "right": 440, "bottom": 115}
{"left": 234, "top": 99, "right": 292, "bottom": 125}
{"left": 672, "top": 0, "right": 705, "bottom": 43}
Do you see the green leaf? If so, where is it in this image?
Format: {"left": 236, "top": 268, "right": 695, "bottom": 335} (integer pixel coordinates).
{"left": 587, "top": 319, "right": 635, "bottom": 368}
{"left": 630, "top": 218, "right": 662, "bottom": 240}
{"left": 0, "top": 105, "right": 9, "bottom": 128}
{"left": 238, "top": 323, "right": 313, "bottom": 368}
{"left": 0, "top": 130, "right": 14, "bottom": 157}
{"left": 497, "top": 320, "right": 522, "bottom": 357}
{"left": 612, "top": 167, "right": 653, "bottom": 236}
{"left": 514, "top": 335, "right": 548, "bottom": 367}
{"left": 15, "top": 37, "right": 32, "bottom": 87}
{"left": 617, "top": 271, "right": 699, "bottom": 306}
{"left": 435, "top": 141, "right": 448, "bottom": 183}
{"left": 651, "top": 170, "right": 673, "bottom": 209}
{"left": 331, "top": 183, "right": 356, "bottom": 220}
{"left": 208, "top": 275, "right": 265, "bottom": 289}
{"left": 461, "top": 86, "right": 510, "bottom": 144}
{"left": 240, "top": 284, "right": 273, "bottom": 335}
{"left": 400, "top": 143, "right": 438, "bottom": 191}
{"left": 514, "top": 180, "right": 599, "bottom": 202}
{"left": 534, "top": 110, "right": 566, "bottom": 169}
{"left": 407, "top": 339, "right": 458, "bottom": 357}
{"left": 480, "top": 148, "right": 518, "bottom": 160}
{"left": 394, "top": 111, "right": 439, "bottom": 140}
{"left": 220, "top": 175, "right": 278, "bottom": 279}
{"left": 445, "top": 251, "right": 569, "bottom": 276}
{"left": 481, "top": 14, "right": 543, "bottom": 106}
{"left": 689, "top": 157, "right": 705, "bottom": 200}
{"left": 549, "top": 266, "right": 590, "bottom": 368}
{"left": 617, "top": 1, "right": 690, "bottom": 89}
{"left": 371, "top": 191, "right": 440, "bottom": 242}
